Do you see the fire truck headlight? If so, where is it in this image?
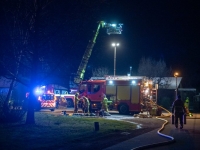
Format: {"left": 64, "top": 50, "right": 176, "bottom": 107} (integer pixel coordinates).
{"left": 109, "top": 80, "right": 113, "bottom": 84}
{"left": 131, "top": 80, "right": 136, "bottom": 84}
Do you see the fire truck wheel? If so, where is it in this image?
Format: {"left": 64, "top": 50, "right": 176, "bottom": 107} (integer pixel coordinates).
{"left": 119, "top": 104, "right": 129, "bottom": 115}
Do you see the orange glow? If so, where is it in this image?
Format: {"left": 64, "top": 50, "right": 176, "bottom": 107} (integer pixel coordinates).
{"left": 174, "top": 72, "right": 179, "bottom": 77}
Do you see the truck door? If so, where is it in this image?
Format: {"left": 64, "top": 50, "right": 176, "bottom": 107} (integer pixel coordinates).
{"left": 87, "top": 83, "right": 102, "bottom": 101}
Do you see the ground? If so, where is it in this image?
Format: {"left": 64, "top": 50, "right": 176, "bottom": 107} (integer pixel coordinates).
{"left": 64, "top": 117, "right": 165, "bottom": 150}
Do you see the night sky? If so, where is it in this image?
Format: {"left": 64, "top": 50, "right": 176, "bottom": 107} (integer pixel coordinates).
{"left": 1, "top": 0, "right": 200, "bottom": 89}
{"left": 83, "top": 0, "right": 200, "bottom": 88}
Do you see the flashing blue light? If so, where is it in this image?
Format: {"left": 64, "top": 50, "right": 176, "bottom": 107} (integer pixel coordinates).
{"left": 132, "top": 80, "right": 136, "bottom": 84}
{"left": 34, "top": 88, "right": 42, "bottom": 95}
{"left": 112, "top": 24, "right": 116, "bottom": 27}
{"left": 109, "top": 80, "right": 113, "bottom": 84}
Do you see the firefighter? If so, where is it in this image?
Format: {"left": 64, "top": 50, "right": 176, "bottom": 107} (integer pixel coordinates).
{"left": 172, "top": 95, "right": 186, "bottom": 129}
{"left": 74, "top": 92, "right": 80, "bottom": 113}
{"left": 101, "top": 94, "right": 108, "bottom": 112}
{"left": 184, "top": 97, "right": 192, "bottom": 116}
{"left": 82, "top": 96, "right": 90, "bottom": 115}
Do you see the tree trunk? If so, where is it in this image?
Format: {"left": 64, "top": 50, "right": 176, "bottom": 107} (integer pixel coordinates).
{"left": 25, "top": 0, "right": 41, "bottom": 124}
{"left": 25, "top": 90, "right": 35, "bottom": 124}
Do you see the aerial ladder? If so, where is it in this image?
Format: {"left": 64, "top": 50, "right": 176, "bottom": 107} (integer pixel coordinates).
{"left": 74, "top": 21, "right": 123, "bottom": 84}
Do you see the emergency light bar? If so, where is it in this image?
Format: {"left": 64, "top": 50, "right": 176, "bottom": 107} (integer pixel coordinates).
{"left": 107, "top": 80, "right": 136, "bottom": 85}
{"left": 105, "top": 76, "right": 145, "bottom": 80}
{"left": 90, "top": 76, "right": 145, "bottom": 80}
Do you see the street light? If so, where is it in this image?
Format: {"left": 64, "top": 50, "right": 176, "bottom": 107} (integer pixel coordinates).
{"left": 130, "top": 66, "right": 132, "bottom": 76}
{"left": 174, "top": 72, "right": 179, "bottom": 98}
{"left": 112, "top": 43, "right": 119, "bottom": 77}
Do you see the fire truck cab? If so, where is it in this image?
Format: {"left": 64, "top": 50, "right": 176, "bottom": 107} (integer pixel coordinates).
{"left": 79, "top": 76, "right": 151, "bottom": 114}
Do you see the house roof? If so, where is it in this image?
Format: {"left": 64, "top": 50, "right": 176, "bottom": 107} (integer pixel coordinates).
{"left": 152, "top": 77, "right": 182, "bottom": 89}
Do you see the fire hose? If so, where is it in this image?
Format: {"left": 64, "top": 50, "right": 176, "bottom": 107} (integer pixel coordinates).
{"left": 131, "top": 99, "right": 176, "bottom": 150}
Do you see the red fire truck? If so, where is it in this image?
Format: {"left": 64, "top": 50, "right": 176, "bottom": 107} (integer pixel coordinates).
{"left": 33, "top": 85, "right": 56, "bottom": 111}
{"left": 34, "top": 84, "right": 75, "bottom": 111}
{"left": 78, "top": 76, "right": 152, "bottom": 114}
{"left": 45, "top": 84, "right": 75, "bottom": 108}
{"left": 37, "top": 91, "right": 56, "bottom": 111}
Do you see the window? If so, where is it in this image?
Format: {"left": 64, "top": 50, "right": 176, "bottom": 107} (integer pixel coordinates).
{"left": 93, "top": 84, "right": 100, "bottom": 93}
{"left": 88, "top": 84, "right": 92, "bottom": 93}
{"left": 62, "top": 90, "right": 68, "bottom": 94}
{"left": 80, "top": 84, "right": 87, "bottom": 93}
{"left": 42, "top": 94, "right": 54, "bottom": 100}
{"left": 55, "top": 90, "right": 60, "bottom": 94}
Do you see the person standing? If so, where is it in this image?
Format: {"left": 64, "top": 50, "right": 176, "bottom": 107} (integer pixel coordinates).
{"left": 184, "top": 97, "right": 192, "bottom": 116}
{"left": 101, "top": 94, "right": 108, "bottom": 112}
{"left": 82, "top": 96, "right": 90, "bottom": 115}
{"left": 74, "top": 92, "right": 80, "bottom": 113}
{"left": 172, "top": 95, "right": 186, "bottom": 129}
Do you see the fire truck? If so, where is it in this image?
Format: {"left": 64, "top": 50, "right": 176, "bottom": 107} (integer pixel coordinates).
{"left": 48, "top": 84, "right": 75, "bottom": 108}
{"left": 34, "top": 86, "right": 56, "bottom": 111}
{"left": 34, "top": 84, "right": 75, "bottom": 111}
{"left": 78, "top": 76, "right": 152, "bottom": 114}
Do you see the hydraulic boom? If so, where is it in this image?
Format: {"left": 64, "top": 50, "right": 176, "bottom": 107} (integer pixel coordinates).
{"left": 74, "top": 21, "right": 123, "bottom": 84}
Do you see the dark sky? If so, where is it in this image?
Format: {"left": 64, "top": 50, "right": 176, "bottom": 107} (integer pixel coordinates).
{"left": 1, "top": 0, "right": 200, "bottom": 88}
{"left": 82, "top": 0, "right": 200, "bottom": 87}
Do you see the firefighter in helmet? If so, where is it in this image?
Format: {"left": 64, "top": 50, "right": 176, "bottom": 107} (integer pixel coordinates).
{"left": 101, "top": 94, "right": 108, "bottom": 112}
{"left": 172, "top": 95, "right": 186, "bottom": 129}
{"left": 82, "top": 96, "right": 90, "bottom": 115}
{"left": 74, "top": 92, "right": 80, "bottom": 113}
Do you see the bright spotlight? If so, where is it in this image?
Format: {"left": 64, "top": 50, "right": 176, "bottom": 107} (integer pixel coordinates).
{"left": 112, "top": 43, "right": 119, "bottom": 47}
{"left": 132, "top": 80, "right": 136, "bottom": 84}
{"left": 109, "top": 80, "right": 113, "bottom": 84}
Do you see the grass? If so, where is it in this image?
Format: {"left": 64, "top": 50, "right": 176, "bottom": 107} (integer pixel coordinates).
{"left": 0, "top": 112, "right": 137, "bottom": 149}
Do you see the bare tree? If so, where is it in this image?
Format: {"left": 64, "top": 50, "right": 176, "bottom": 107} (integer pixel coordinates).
{"left": 92, "top": 67, "right": 109, "bottom": 77}
{"left": 138, "top": 57, "right": 172, "bottom": 88}
{"left": 0, "top": 0, "right": 111, "bottom": 123}
{"left": 0, "top": 0, "right": 55, "bottom": 124}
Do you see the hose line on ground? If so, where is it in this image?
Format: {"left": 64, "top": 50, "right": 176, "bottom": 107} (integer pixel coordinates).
{"left": 131, "top": 99, "right": 176, "bottom": 150}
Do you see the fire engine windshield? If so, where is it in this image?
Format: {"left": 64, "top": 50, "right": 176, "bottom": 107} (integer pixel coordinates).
{"left": 42, "top": 94, "right": 54, "bottom": 100}
{"left": 79, "top": 84, "right": 87, "bottom": 93}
